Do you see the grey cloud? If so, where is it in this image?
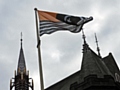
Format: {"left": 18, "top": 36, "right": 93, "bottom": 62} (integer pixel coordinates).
{"left": 1, "top": 0, "right": 120, "bottom": 90}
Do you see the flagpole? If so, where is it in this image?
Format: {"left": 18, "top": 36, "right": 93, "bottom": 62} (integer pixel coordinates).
{"left": 34, "top": 8, "right": 44, "bottom": 90}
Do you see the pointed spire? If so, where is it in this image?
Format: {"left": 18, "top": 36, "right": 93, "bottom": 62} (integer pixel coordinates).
{"left": 10, "top": 33, "right": 34, "bottom": 90}
{"left": 82, "top": 29, "right": 89, "bottom": 52}
{"left": 17, "top": 33, "right": 26, "bottom": 74}
{"left": 95, "top": 33, "right": 101, "bottom": 57}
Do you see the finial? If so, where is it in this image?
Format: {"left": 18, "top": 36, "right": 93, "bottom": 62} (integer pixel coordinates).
{"left": 34, "top": 8, "right": 37, "bottom": 11}
{"left": 20, "top": 32, "right": 23, "bottom": 47}
{"left": 21, "top": 32, "right": 22, "bottom": 41}
{"left": 82, "top": 29, "right": 89, "bottom": 53}
{"left": 82, "top": 29, "right": 86, "bottom": 44}
{"left": 95, "top": 33, "right": 101, "bottom": 57}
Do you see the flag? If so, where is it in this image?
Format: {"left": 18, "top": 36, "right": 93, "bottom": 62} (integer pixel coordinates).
{"left": 37, "top": 10, "right": 93, "bottom": 36}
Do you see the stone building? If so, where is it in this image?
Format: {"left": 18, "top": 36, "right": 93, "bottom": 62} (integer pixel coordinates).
{"left": 45, "top": 32, "right": 120, "bottom": 90}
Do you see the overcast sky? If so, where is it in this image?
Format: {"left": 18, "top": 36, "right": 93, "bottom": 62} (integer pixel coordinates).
{"left": 1, "top": 0, "right": 120, "bottom": 90}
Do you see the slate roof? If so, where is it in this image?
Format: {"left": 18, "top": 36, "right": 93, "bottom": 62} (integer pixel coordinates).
{"left": 79, "top": 43, "right": 113, "bottom": 83}
{"left": 45, "top": 71, "right": 81, "bottom": 90}
{"left": 17, "top": 40, "right": 26, "bottom": 74}
{"left": 45, "top": 41, "right": 119, "bottom": 90}
{"left": 103, "top": 53, "right": 120, "bottom": 78}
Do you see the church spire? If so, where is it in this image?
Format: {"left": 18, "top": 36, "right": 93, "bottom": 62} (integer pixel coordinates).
{"left": 10, "top": 33, "right": 34, "bottom": 90}
{"left": 17, "top": 33, "right": 26, "bottom": 74}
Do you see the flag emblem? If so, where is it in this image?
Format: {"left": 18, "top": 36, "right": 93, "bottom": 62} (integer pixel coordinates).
{"left": 37, "top": 10, "right": 93, "bottom": 36}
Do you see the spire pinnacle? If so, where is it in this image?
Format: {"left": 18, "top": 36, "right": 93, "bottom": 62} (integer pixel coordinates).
{"left": 95, "top": 33, "right": 101, "bottom": 57}
{"left": 82, "top": 29, "right": 89, "bottom": 52}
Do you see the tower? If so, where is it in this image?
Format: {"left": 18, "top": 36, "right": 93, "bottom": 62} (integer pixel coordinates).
{"left": 10, "top": 35, "right": 34, "bottom": 90}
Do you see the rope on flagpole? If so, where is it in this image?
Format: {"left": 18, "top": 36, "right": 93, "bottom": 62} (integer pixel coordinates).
{"left": 34, "top": 8, "right": 44, "bottom": 90}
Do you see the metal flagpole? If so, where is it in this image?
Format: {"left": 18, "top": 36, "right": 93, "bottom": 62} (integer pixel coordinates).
{"left": 34, "top": 8, "right": 44, "bottom": 90}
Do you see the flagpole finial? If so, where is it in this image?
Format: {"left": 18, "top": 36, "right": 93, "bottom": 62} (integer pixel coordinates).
{"left": 34, "top": 8, "right": 37, "bottom": 11}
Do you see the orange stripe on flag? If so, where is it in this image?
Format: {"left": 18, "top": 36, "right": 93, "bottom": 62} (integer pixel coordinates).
{"left": 38, "top": 10, "right": 59, "bottom": 22}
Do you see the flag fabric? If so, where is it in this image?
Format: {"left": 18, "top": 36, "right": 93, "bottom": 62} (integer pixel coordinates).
{"left": 37, "top": 10, "right": 93, "bottom": 36}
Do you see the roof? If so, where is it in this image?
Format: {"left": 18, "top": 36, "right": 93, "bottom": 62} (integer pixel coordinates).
{"left": 79, "top": 43, "right": 113, "bottom": 83}
{"left": 45, "top": 39, "right": 120, "bottom": 90}
{"left": 103, "top": 53, "right": 120, "bottom": 78}
{"left": 17, "top": 40, "right": 26, "bottom": 74}
{"left": 45, "top": 70, "right": 81, "bottom": 90}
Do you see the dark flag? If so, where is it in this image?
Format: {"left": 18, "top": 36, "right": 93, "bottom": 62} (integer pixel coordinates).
{"left": 37, "top": 10, "right": 93, "bottom": 36}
